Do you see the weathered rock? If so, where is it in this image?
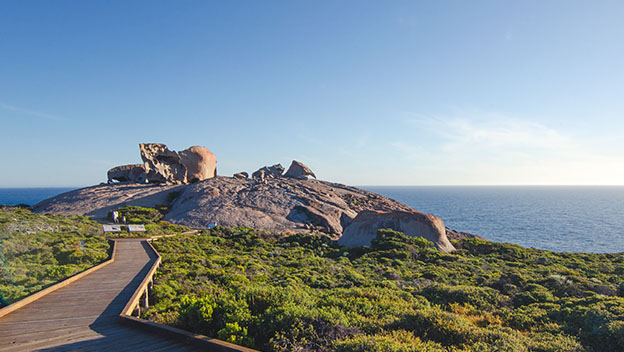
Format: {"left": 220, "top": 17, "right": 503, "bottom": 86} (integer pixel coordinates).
{"left": 140, "top": 143, "right": 185, "bottom": 183}
{"left": 164, "top": 177, "right": 411, "bottom": 236}
{"left": 107, "top": 164, "right": 147, "bottom": 183}
{"left": 284, "top": 160, "right": 316, "bottom": 180}
{"left": 34, "top": 177, "right": 416, "bottom": 238}
{"left": 251, "top": 164, "right": 285, "bottom": 181}
{"left": 139, "top": 143, "right": 217, "bottom": 184}
{"left": 178, "top": 146, "right": 217, "bottom": 183}
{"left": 233, "top": 172, "right": 249, "bottom": 179}
{"left": 338, "top": 210, "right": 456, "bottom": 252}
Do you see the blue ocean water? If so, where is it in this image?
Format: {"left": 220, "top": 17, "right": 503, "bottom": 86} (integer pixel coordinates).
{"left": 2, "top": 186, "right": 623, "bottom": 253}
{"left": 364, "top": 186, "right": 624, "bottom": 253}
{"left": 0, "top": 188, "right": 75, "bottom": 207}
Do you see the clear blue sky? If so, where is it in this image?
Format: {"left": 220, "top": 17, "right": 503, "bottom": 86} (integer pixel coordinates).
{"left": 1, "top": 1, "right": 623, "bottom": 187}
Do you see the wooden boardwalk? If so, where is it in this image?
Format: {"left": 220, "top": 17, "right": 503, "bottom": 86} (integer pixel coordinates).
{"left": 0, "top": 240, "right": 201, "bottom": 351}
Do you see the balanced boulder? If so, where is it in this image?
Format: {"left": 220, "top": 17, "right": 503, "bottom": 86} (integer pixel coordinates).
{"left": 338, "top": 210, "right": 456, "bottom": 252}
{"left": 284, "top": 160, "right": 316, "bottom": 180}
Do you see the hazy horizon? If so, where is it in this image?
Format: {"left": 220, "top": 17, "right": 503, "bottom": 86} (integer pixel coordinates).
{"left": 2, "top": 1, "right": 623, "bottom": 187}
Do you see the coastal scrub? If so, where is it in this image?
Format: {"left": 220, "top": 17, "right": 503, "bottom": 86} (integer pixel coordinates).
{"left": 0, "top": 206, "right": 110, "bottom": 303}
{"left": 145, "top": 226, "right": 624, "bottom": 351}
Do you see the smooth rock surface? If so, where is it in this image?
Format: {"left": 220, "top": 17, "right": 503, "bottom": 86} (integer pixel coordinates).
{"left": 178, "top": 146, "right": 217, "bottom": 182}
{"left": 337, "top": 210, "right": 456, "bottom": 252}
{"left": 32, "top": 183, "right": 182, "bottom": 219}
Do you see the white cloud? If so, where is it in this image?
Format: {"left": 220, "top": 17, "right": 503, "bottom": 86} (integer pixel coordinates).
{"left": 391, "top": 110, "right": 624, "bottom": 185}
{"left": 0, "top": 102, "right": 67, "bottom": 121}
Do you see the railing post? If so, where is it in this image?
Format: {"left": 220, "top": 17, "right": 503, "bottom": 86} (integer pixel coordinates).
{"left": 144, "top": 286, "right": 149, "bottom": 308}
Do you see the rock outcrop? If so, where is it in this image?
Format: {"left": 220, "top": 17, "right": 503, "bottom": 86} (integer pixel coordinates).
{"left": 284, "top": 160, "right": 316, "bottom": 180}
{"left": 251, "top": 164, "right": 285, "bottom": 181}
{"left": 107, "top": 164, "right": 147, "bottom": 183}
{"left": 37, "top": 156, "right": 476, "bottom": 247}
{"left": 32, "top": 183, "right": 182, "bottom": 219}
{"left": 138, "top": 143, "right": 217, "bottom": 184}
{"left": 337, "top": 210, "right": 456, "bottom": 252}
{"left": 33, "top": 176, "right": 416, "bottom": 237}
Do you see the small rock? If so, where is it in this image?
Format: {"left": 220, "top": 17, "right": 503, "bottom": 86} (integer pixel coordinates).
{"left": 251, "top": 164, "right": 284, "bottom": 181}
{"left": 233, "top": 172, "right": 249, "bottom": 179}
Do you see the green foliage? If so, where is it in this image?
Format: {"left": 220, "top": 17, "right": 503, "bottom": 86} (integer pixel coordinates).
{"left": 115, "top": 206, "right": 163, "bottom": 224}
{"left": 143, "top": 226, "right": 624, "bottom": 351}
{"left": 0, "top": 206, "right": 110, "bottom": 303}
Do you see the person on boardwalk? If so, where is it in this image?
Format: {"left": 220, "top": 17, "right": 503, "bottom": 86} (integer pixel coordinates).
{"left": 112, "top": 211, "right": 119, "bottom": 224}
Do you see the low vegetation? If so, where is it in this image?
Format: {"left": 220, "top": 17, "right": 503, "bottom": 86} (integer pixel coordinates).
{"left": 146, "top": 226, "right": 624, "bottom": 352}
{"left": 0, "top": 206, "right": 110, "bottom": 304}
{"left": 106, "top": 205, "right": 190, "bottom": 238}
{"left": 3, "top": 205, "right": 624, "bottom": 351}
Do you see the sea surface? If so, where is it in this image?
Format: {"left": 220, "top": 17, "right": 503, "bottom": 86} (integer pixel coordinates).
{"left": 0, "top": 188, "right": 75, "bottom": 207}
{"left": 1, "top": 186, "right": 623, "bottom": 253}
{"left": 364, "top": 186, "right": 624, "bottom": 253}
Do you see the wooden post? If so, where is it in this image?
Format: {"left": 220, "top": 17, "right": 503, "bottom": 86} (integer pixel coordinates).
{"left": 144, "top": 286, "right": 149, "bottom": 308}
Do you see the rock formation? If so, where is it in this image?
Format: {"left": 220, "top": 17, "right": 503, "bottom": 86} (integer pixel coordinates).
{"left": 37, "top": 155, "right": 474, "bottom": 247}
{"left": 107, "top": 164, "right": 147, "bottom": 183}
{"left": 118, "top": 143, "right": 218, "bottom": 184}
{"left": 284, "top": 160, "right": 316, "bottom": 180}
{"left": 251, "top": 164, "right": 285, "bottom": 181}
{"left": 337, "top": 210, "right": 456, "bottom": 252}
{"left": 178, "top": 146, "right": 217, "bottom": 183}
{"left": 139, "top": 143, "right": 186, "bottom": 183}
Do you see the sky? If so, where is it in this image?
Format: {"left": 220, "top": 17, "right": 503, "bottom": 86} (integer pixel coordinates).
{"left": 1, "top": 1, "right": 623, "bottom": 187}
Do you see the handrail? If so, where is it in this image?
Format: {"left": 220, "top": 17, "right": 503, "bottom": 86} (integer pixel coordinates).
{"left": 120, "top": 239, "right": 161, "bottom": 316}
{"left": 0, "top": 240, "right": 117, "bottom": 319}
{"left": 118, "top": 237, "right": 258, "bottom": 352}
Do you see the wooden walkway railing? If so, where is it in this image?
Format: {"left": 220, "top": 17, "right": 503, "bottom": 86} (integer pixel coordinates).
{"left": 0, "top": 237, "right": 257, "bottom": 352}
{"left": 118, "top": 239, "right": 257, "bottom": 352}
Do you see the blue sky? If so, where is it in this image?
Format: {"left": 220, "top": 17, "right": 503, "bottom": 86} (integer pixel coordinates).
{"left": 1, "top": 1, "right": 623, "bottom": 186}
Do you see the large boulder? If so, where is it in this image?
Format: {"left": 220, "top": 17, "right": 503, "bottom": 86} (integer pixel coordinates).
{"left": 107, "top": 164, "right": 147, "bottom": 183}
{"left": 251, "top": 164, "right": 285, "bottom": 181}
{"left": 338, "top": 210, "right": 456, "bottom": 252}
{"left": 139, "top": 143, "right": 216, "bottom": 184}
{"left": 284, "top": 160, "right": 316, "bottom": 180}
{"left": 178, "top": 146, "right": 217, "bottom": 183}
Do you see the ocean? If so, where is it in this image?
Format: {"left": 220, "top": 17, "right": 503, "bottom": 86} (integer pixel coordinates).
{"left": 1, "top": 186, "right": 623, "bottom": 253}
{"left": 0, "top": 188, "right": 75, "bottom": 207}
{"left": 364, "top": 186, "right": 624, "bottom": 253}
